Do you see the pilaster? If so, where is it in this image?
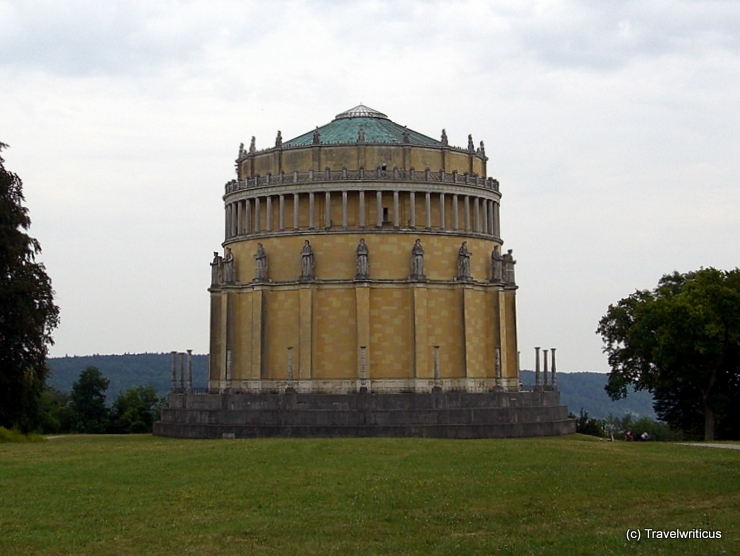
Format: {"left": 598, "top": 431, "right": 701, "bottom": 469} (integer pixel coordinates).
{"left": 251, "top": 288, "right": 264, "bottom": 379}
{"left": 355, "top": 284, "right": 370, "bottom": 381}
{"left": 412, "top": 284, "right": 429, "bottom": 379}
{"left": 463, "top": 285, "right": 478, "bottom": 378}
{"left": 299, "top": 285, "right": 313, "bottom": 380}
{"left": 498, "top": 289, "right": 508, "bottom": 384}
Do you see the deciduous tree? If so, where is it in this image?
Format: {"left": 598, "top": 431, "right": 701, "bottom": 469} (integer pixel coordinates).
{"left": 69, "top": 366, "right": 110, "bottom": 433}
{"left": 109, "top": 385, "right": 164, "bottom": 434}
{"left": 597, "top": 268, "right": 740, "bottom": 440}
{"left": 0, "top": 143, "right": 60, "bottom": 431}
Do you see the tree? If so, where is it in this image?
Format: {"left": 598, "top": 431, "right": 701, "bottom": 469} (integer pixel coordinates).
{"left": 0, "top": 143, "right": 60, "bottom": 431}
{"left": 36, "top": 386, "right": 73, "bottom": 434}
{"left": 69, "top": 366, "right": 110, "bottom": 433}
{"left": 597, "top": 268, "right": 740, "bottom": 441}
{"left": 109, "top": 385, "right": 164, "bottom": 434}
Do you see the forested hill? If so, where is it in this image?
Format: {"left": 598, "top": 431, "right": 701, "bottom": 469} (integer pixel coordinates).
{"left": 47, "top": 353, "right": 209, "bottom": 402}
{"left": 520, "top": 370, "right": 656, "bottom": 419}
{"left": 47, "top": 354, "right": 656, "bottom": 418}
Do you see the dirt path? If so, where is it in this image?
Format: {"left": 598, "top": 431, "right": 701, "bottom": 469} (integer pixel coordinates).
{"left": 682, "top": 442, "right": 740, "bottom": 450}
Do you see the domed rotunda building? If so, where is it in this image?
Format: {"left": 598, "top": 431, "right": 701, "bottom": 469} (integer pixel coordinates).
{"left": 155, "top": 105, "right": 574, "bottom": 439}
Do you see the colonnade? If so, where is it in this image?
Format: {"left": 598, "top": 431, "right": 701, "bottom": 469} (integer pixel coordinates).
{"left": 224, "top": 189, "right": 501, "bottom": 240}
{"left": 171, "top": 349, "right": 193, "bottom": 393}
{"left": 533, "top": 347, "right": 558, "bottom": 391}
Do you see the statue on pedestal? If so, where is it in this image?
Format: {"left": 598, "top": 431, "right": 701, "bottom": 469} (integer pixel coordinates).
{"left": 410, "top": 239, "right": 425, "bottom": 280}
{"left": 457, "top": 241, "right": 472, "bottom": 281}
{"left": 300, "top": 240, "right": 315, "bottom": 280}
{"left": 254, "top": 243, "right": 268, "bottom": 282}
{"left": 223, "top": 248, "right": 235, "bottom": 284}
{"left": 355, "top": 239, "right": 369, "bottom": 279}
{"left": 490, "top": 246, "right": 502, "bottom": 283}
{"left": 502, "top": 249, "right": 516, "bottom": 285}
{"left": 211, "top": 252, "right": 223, "bottom": 286}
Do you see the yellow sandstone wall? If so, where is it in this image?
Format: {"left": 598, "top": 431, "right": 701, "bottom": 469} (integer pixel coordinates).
{"left": 210, "top": 233, "right": 515, "bottom": 388}
{"left": 239, "top": 144, "right": 485, "bottom": 178}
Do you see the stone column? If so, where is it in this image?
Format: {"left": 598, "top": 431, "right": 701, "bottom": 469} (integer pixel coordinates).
{"left": 551, "top": 348, "right": 558, "bottom": 390}
{"left": 309, "top": 192, "right": 315, "bottom": 229}
{"left": 376, "top": 191, "right": 383, "bottom": 227}
{"left": 225, "top": 205, "right": 230, "bottom": 239}
{"left": 236, "top": 201, "right": 243, "bottom": 236}
{"left": 279, "top": 194, "right": 285, "bottom": 231}
{"left": 325, "top": 191, "right": 331, "bottom": 229}
{"left": 439, "top": 192, "right": 446, "bottom": 230}
{"left": 266, "top": 196, "right": 273, "bottom": 232}
{"left": 425, "top": 192, "right": 432, "bottom": 229}
{"left": 246, "top": 199, "right": 252, "bottom": 234}
{"left": 170, "top": 351, "right": 177, "bottom": 392}
{"left": 342, "top": 190, "right": 348, "bottom": 229}
{"left": 464, "top": 196, "right": 471, "bottom": 232}
{"left": 535, "top": 346, "right": 541, "bottom": 390}
{"left": 393, "top": 190, "right": 399, "bottom": 228}
{"left": 359, "top": 191, "right": 366, "bottom": 228}
{"left": 474, "top": 197, "right": 480, "bottom": 232}
{"left": 254, "top": 197, "right": 261, "bottom": 233}
{"left": 482, "top": 199, "right": 488, "bottom": 234}
{"left": 543, "top": 349, "right": 549, "bottom": 388}
{"left": 293, "top": 193, "right": 299, "bottom": 230}
{"left": 452, "top": 194, "right": 459, "bottom": 230}
{"left": 186, "top": 349, "right": 193, "bottom": 392}
{"left": 494, "top": 202, "right": 501, "bottom": 237}
{"left": 409, "top": 191, "right": 416, "bottom": 228}
{"left": 488, "top": 200, "right": 494, "bottom": 236}
{"left": 179, "top": 352, "right": 186, "bottom": 390}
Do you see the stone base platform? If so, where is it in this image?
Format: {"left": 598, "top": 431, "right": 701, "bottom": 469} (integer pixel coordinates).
{"left": 154, "top": 390, "right": 575, "bottom": 439}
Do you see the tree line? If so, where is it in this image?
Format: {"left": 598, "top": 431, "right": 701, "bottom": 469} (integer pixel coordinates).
{"left": 38, "top": 366, "right": 165, "bottom": 434}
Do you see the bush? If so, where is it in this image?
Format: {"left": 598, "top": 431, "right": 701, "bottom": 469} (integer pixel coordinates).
{"left": 0, "top": 426, "right": 45, "bottom": 443}
{"left": 629, "top": 416, "right": 683, "bottom": 442}
{"left": 36, "top": 386, "right": 73, "bottom": 434}
{"left": 603, "top": 413, "right": 683, "bottom": 441}
{"left": 109, "top": 385, "right": 165, "bottom": 434}
{"left": 571, "top": 409, "right": 604, "bottom": 437}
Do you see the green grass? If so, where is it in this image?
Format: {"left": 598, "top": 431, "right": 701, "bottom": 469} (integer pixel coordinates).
{"left": 1, "top": 434, "right": 738, "bottom": 555}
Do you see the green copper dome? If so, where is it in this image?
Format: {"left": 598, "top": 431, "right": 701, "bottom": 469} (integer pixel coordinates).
{"left": 283, "top": 105, "right": 442, "bottom": 147}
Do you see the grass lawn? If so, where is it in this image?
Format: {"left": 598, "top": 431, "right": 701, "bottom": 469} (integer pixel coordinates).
{"left": 1, "top": 434, "right": 738, "bottom": 555}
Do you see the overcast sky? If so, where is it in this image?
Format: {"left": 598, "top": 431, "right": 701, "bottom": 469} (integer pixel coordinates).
{"left": 2, "top": 0, "right": 738, "bottom": 372}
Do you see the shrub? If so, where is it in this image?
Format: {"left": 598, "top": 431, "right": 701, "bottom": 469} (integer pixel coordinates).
{"left": 571, "top": 409, "right": 604, "bottom": 437}
{"left": 0, "top": 426, "right": 45, "bottom": 443}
